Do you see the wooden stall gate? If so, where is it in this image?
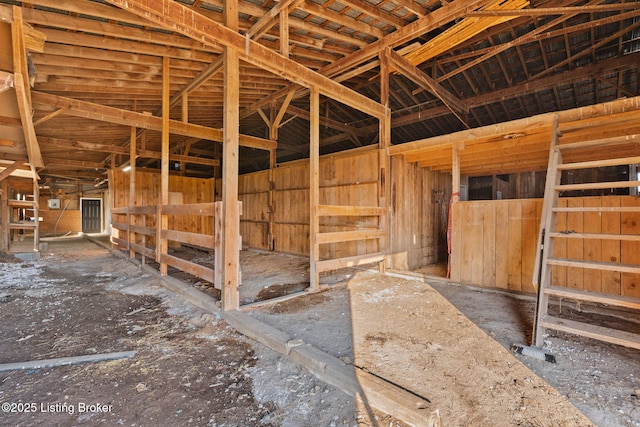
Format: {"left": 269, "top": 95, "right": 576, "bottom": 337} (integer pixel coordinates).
{"left": 533, "top": 112, "right": 640, "bottom": 350}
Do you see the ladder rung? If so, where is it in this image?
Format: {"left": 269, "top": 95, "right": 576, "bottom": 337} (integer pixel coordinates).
{"left": 557, "top": 156, "right": 640, "bottom": 171}
{"left": 539, "top": 315, "right": 640, "bottom": 350}
{"left": 547, "top": 258, "right": 640, "bottom": 274}
{"left": 555, "top": 134, "right": 640, "bottom": 151}
{"left": 558, "top": 110, "right": 640, "bottom": 132}
{"left": 549, "top": 231, "right": 640, "bottom": 241}
{"left": 555, "top": 180, "right": 640, "bottom": 192}
{"left": 544, "top": 286, "right": 640, "bottom": 310}
{"left": 553, "top": 206, "right": 640, "bottom": 213}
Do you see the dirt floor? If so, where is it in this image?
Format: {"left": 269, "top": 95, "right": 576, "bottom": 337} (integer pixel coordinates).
{"left": 0, "top": 237, "right": 359, "bottom": 427}
{"left": 1, "top": 238, "right": 639, "bottom": 426}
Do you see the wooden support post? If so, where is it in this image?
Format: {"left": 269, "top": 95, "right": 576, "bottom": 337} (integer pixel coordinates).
{"left": 309, "top": 86, "right": 320, "bottom": 291}
{"left": 31, "top": 169, "right": 39, "bottom": 252}
{"left": 129, "top": 123, "right": 137, "bottom": 259}
{"left": 378, "top": 48, "right": 391, "bottom": 273}
{"left": 268, "top": 104, "right": 278, "bottom": 251}
{"left": 452, "top": 142, "right": 462, "bottom": 203}
{"left": 221, "top": 0, "right": 240, "bottom": 310}
{"left": 157, "top": 57, "right": 170, "bottom": 275}
{"left": 1, "top": 180, "right": 9, "bottom": 251}
{"left": 279, "top": 10, "right": 289, "bottom": 58}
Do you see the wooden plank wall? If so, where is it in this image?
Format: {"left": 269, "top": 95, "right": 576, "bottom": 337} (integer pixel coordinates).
{"left": 111, "top": 169, "right": 215, "bottom": 238}
{"left": 38, "top": 196, "right": 82, "bottom": 235}
{"left": 238, "top": 148, "right": 381, "bottom": 258}
{"left": 450, "top": 196, "right": 640, "bottom": 297}
{"left": 389, "top": 157, "right": 451, "bottom": 270}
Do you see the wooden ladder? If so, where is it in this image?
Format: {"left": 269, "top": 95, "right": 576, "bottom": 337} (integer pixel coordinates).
{"left": 532, "top": 113, "right": 640, "bottom": 350}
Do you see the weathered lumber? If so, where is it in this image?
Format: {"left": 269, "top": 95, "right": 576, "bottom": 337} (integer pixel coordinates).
{"left": 0, "top": 351, "right": 136, "bottom": 372}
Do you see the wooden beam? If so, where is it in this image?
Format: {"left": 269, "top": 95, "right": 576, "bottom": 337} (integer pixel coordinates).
{"left": 0, "top": 180, "right": 8, "bottom": 251}
{"left": 273, "top": 88, "right": 296, "bottom": 129}
{"left": 386, "top": 48, "right": 469, "bottom": 127}
{"left": 309, "top": 86, "right": 320, "bottom": 291}
{"left": 221, "top": 0, "right": 240, "bottom": 311}
{"left": 0, "top": 70, "right": 14, "bottom": 94}
{"left": 31, "top": 92, "right": 275, "bottom": 151}
{"left": 32, "top": 108, "right": 65, "bottom": 127}
{"left": 12, "top": 7, "right": 44, "bottom": 168}
{"left": 379, "top": 49, "right": 390, "bottom": 273}
{"left": 279, "top": 10, "right": 289, "bottom": 58}
{"left": 321, "top": 0, "right": 489, "bottom": 81}
{"left": 129, "top": 122, "right": 137, "bottom": 259}
{"left": 102, "top": 0, "right": 385, "bottom": 120}
{"left": 38, "top": 136, "right": 220, "bottom": 167}
{"left": 0, "top": 161, "right": 25, "bottom": 182}
{"left": 467, "top": 3, "right": 640, "bottom": 16}
{"left": 246, "top": 0, "right": 305, "bottom": 41}
{"left": 0, "top": 351, "right": 136, "bottom": 372}
{"left": 14, "top": 75, "right": 44, "bottom": 168}
{"left": 158, "top": 57, "right": 170, "bottom": 275}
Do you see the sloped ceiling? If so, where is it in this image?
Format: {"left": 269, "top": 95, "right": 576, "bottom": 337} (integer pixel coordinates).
{"left": 0, "top": 0, "right": 638, "bottom": 187}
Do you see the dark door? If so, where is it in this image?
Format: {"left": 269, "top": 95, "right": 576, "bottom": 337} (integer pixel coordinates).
{"left": 82, "top": 199, "right": 102, "bottom": 233}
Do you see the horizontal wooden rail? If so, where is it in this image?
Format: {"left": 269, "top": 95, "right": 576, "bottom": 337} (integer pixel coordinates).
{"left": 549, "top": 231, "right": 640, "bottom": 241}
{"left": 129, "top": 205, "right": 157, "bottom": 214}
{"left": 316, "top": 205, "right": 386, "bottom": 217}
{"left": 129, "top": 224, "right": 155, "bottom": 236}
{"left": 162, "top": 202, "right": 216, "bottom": 216}
{"left": 9, "top": 200, "right": 36, "bottom": 208}
{"left": 316, "top": 252, "right": 385, "bottom": 273}
{"left": 161, "top": 229, "right": 215, "bottom": 250}
{"left": 556, "top": 180, "right": 640, "bottom": 192}
{"left": 160, "top": 253, "right": 215, "bottom": 286}
{"left": 316, "top": 229, "right": 386, "bottom": 245}
{"left": 9, "top": 222, "right": 36, "bottom": 229}
{"left": 111, "top": 221, "right": 128, "bottom": 231}
{"left": 111, "top": 207, "right": 128, "bottom": 214}
{"left": 129, "top": 242, "right": 155, "bottom": 259}
{"left": 553, "top": 206, "right": 640, "bottom": 213}
{"left": 112, "top": 236, "right": 128, "bottom": 248}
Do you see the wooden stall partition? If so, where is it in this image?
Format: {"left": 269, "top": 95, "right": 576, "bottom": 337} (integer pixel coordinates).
{"left": 450, "top": 195, "right": 640, "bottom": 297}
{"left": 110, "top": 169, "right": 214, "bottom": 256}
{"left": 451, "top": 198, "right": 543, "bottom": 291}
{"left": 389, "top": 157, "right": 451, "bottom": 271}
{"left": 318, "top": 149, "right": 380, "bottom": 260}
{"left": 247, "top": 146, "right": 383, "bottom": 258}
{"left": 272, "top": 161, "right": 310, "bottom": 255}
{"left": 238, "top": 169, "right": 270, "bottom": 250}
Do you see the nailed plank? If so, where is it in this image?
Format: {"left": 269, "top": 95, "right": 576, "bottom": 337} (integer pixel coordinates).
{"left": 316, "top": 229, "right": 386, "bottom": 245}
{"left": 160, "top": 253, "right": 214, "bottom": 282}
{"left": 162, "top": 202, "right": 216, "bottom": 216}
{"left": 316, "top": 252, "right": 385, "bottom": 273}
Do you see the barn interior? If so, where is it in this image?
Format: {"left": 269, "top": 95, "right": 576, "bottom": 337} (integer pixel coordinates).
{"left": 1, "top": 0, "right": 639, "bottom": 425}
